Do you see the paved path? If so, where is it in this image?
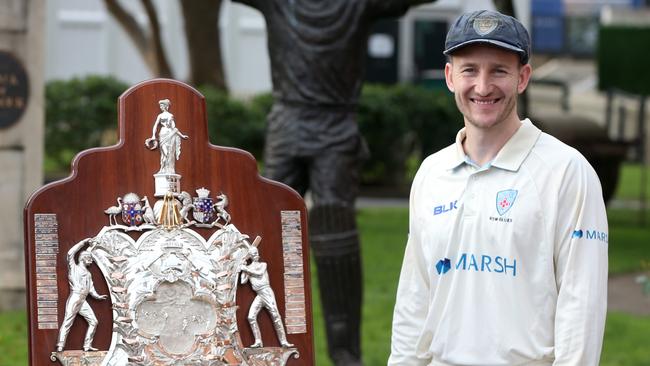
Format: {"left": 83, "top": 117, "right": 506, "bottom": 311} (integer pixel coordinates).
{"left": 608, "top": 273, "right": 650, "bottom": 316}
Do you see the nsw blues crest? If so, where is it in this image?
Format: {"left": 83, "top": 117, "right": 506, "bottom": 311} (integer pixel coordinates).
{"left": 496, "top": 189, "right": 518, "bottom": 216}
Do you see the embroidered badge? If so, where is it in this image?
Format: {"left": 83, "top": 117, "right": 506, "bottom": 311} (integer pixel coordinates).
{"left": 496, "top": 189, "right": 518, "bottom": 216}
{"left": 473, "top": 16, "right": 499, "bottom": 36}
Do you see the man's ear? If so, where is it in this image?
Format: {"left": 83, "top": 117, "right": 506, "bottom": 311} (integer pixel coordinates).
{"left": 444, "top": 62, "right": 454, "bottom": 93}
{"left": 517, "top": 63, "right": 532, "bottom": 94}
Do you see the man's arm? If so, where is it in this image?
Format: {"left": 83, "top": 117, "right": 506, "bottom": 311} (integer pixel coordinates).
{"left": 367, "top": 0, "right": 435, "bottom": 19}
{"left": 388, "top": 167, "right": 431, "bottom": 366}
{"left": 67, "top": 239, "right": 90, "bottom": 264}
{"left": 89, "top": 283, "right": 107, "bottom": 300}
{"left": 231, "top": 0, "right": 261, "bottom": 11}
{"left": 552, "top": 156, "right": 608, "bottom": 365}
{"left": 241, "top": 262, "right": 267, "bottom": 277}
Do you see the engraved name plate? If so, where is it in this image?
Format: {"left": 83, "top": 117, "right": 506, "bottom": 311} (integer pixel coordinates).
{"left": 281, "top": 210, "right": 307, "bottom": 334}
{"left": 34, "top": 214, "right": 59, "bottom": 329}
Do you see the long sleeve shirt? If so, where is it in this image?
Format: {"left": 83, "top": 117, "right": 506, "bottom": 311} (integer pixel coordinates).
{"left": 389, "top": 119, "right": 608, "bottom": 365}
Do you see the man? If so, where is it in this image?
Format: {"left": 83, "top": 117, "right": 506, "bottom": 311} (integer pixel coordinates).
{"left": 240, "top": 246, "right": 293, "bottom": 348}
{"left": 56, "top": 239, "right": 108, "bottom": 352}
{"left": 389, "top": 10, "right": 608, "bottom": 365}
{"left": 231, "top": 1, "right": 434, "bottom": 364}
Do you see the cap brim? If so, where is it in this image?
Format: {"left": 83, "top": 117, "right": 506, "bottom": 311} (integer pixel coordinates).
{"left": 444, "top": 39, "right": 525, "bottom": 57}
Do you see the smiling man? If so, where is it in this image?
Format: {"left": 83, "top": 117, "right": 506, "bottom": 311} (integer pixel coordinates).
{"left": 389, "top": 10, "right": 608, "bottom": 366}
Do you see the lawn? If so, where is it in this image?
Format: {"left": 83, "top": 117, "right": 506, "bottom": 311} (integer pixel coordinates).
{"left": 3, "top": 165, "right": 650, "bottom": 365}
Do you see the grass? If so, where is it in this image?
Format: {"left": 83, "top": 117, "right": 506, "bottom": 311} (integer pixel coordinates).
{"left": 3, "top": 193, "right": 650, "bottom": 365}
{"left": 601, "top": 312, "right": 650, "bottom": 366}
{"left": 613, "top": 163, "right": 650, "bottom": 202}
{"left": 0, "top": 310, "right": 28, "bottom": 365}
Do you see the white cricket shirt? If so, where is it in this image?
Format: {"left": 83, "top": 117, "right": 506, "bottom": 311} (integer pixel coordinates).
{"left": 389, "top": 119, "right": 608, "bottom": 366}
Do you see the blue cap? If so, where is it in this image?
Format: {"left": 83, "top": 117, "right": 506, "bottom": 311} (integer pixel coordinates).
{"left": 444, "top": 10, "right": 531, "bottom": 64}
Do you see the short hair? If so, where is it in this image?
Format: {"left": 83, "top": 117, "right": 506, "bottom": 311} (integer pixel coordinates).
{"left": 158, "top": 99, "right": 171, "bottom": 106}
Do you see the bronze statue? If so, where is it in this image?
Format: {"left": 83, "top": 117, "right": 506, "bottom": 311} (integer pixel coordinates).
{"left": 231, "top": 1, "right": 435, "bottom": 364}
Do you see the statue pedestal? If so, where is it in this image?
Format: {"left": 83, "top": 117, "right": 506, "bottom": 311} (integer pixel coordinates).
{"left": 153, "top": 173, "right": 180, "bottom": 197}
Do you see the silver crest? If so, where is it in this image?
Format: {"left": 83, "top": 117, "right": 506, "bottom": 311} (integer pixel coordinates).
{"left": 473, "top": 16, "right": 499, "bottom": 36}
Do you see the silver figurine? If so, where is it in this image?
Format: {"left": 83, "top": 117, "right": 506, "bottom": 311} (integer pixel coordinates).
{"left": 241, "top": 245, "right": 294, "bottom": 348}
{"left": 55, "top": 238, "right": 108, "bottom": 352}
{"left": 145, "top": 98, "right": 188, "bottom": 175}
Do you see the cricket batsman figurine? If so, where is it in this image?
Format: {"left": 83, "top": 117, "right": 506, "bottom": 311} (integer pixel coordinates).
{"left": 56, "top": 239, "right": 108, "bottom": 352}
{"left": 241, "top": 246, "right": 294, "bottom": 348}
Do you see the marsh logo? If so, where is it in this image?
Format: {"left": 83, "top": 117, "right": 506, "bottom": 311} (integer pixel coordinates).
{"left": 434, "top": 200, "right": 457, "bottom": 216}
{"left": 436, "top": 258, "right": 452, "bottom": 275}
{"left": 435, "top": 253, "right": 517, "bottom": 277}
{"left": 573, "top": 229, "right": 608, "bottom": 243}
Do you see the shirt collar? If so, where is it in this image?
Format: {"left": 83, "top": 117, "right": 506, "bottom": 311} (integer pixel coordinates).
{"left": 445, "top": 119, "right": 541, "bottom": 172}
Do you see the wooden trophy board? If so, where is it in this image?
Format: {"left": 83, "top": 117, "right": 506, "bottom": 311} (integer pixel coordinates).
{"left": 23, "top": 79, "right": 313, "bottom": 365}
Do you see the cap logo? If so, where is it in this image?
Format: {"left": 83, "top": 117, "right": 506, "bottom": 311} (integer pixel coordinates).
{"left": 473, "top": 17, "right": 499, "bottom": 36}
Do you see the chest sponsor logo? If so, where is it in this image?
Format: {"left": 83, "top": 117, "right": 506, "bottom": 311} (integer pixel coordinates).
{"left": 435, "top": 253, "right": 517, "bottom": 277}
{"left": 434, "top": 200, "right": 457, "bottom": 216}
{"left": 572, "top": 229, "right": 608, "bottom": 243}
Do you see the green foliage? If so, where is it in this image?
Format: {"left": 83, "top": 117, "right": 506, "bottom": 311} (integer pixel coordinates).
{"left": 45, "top": 76, "right": 128, "bottom": 176}
{"left": 200, "top": 86, "right": 269, "bottom": 160}
{"left": 598, "top": 26, "right": 650, "bottom": 94}
{"left": 358, "top": 84, "right": 462, "bottom": 189}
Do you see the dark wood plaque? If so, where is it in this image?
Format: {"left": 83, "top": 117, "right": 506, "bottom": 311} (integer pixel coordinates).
{"left": 23, "top": 79, "right": 314, "bottom": 365}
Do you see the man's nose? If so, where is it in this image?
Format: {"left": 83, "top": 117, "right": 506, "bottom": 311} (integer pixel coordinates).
{"left": 474, "top": 72, "right": 493, "bottom": 96}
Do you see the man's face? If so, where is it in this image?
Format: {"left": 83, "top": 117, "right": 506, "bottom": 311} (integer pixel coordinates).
{"left": 444, "top": 44, "right": 531, "bottom": 131}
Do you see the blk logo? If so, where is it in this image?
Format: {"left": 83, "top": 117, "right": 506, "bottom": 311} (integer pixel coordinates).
{"left": 436, "top": 258, "right": 451, "bottom": 275}
{"left": 434, "top": 200, "right": 457, "bottom": 216}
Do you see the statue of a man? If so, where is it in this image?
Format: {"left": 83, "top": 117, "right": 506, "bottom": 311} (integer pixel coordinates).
{"left": 145, "top": 99, "right": 188, "bottom": 175}
{"left": 56, "top": 239, "right": 108, "bottom": 352}
{"left": 231, "top": 1, "right": 435, "bottom": 364}
{"left": 240, "top": 246, "right": 293, "bottom": 348}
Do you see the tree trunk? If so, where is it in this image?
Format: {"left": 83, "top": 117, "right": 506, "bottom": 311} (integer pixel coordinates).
{"left": 180, "top": 0, "right": 227, "bottom": 91}
{"left": 103, "top": 0, "right": 173, "bottom": 78}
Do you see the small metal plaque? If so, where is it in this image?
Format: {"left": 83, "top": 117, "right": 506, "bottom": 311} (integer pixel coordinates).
{"left": 281, "top": 210, "right": 307, "bottom": 334}
{"left": 34, "top": 213, "right": 59, "bottom": 330}
{"left": 0, "top": 51, "right": 29, "bottom": 129}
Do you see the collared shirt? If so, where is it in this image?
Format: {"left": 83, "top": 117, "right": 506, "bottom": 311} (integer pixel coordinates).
{"left": 389, "top": 119, "right": 608, "bottom": 366}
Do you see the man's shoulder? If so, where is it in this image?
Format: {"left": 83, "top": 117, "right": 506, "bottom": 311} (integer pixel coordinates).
{"left": 411, "top": 143, "right": 457, "bottom": 186}
{"left": 420, "top": 143, "right": 457, "bottom": 171}
{"left": 527, "top": 128, "right": 596, "bottom": 177}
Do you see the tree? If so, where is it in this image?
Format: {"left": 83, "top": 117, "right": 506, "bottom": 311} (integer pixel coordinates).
{"left": 103, "top": 0, "right": 227, "bottom": 91}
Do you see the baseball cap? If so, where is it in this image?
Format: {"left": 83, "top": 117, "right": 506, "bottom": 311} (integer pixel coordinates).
{"left": 444, "top": 10, "right": 531, "bottom": 64}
